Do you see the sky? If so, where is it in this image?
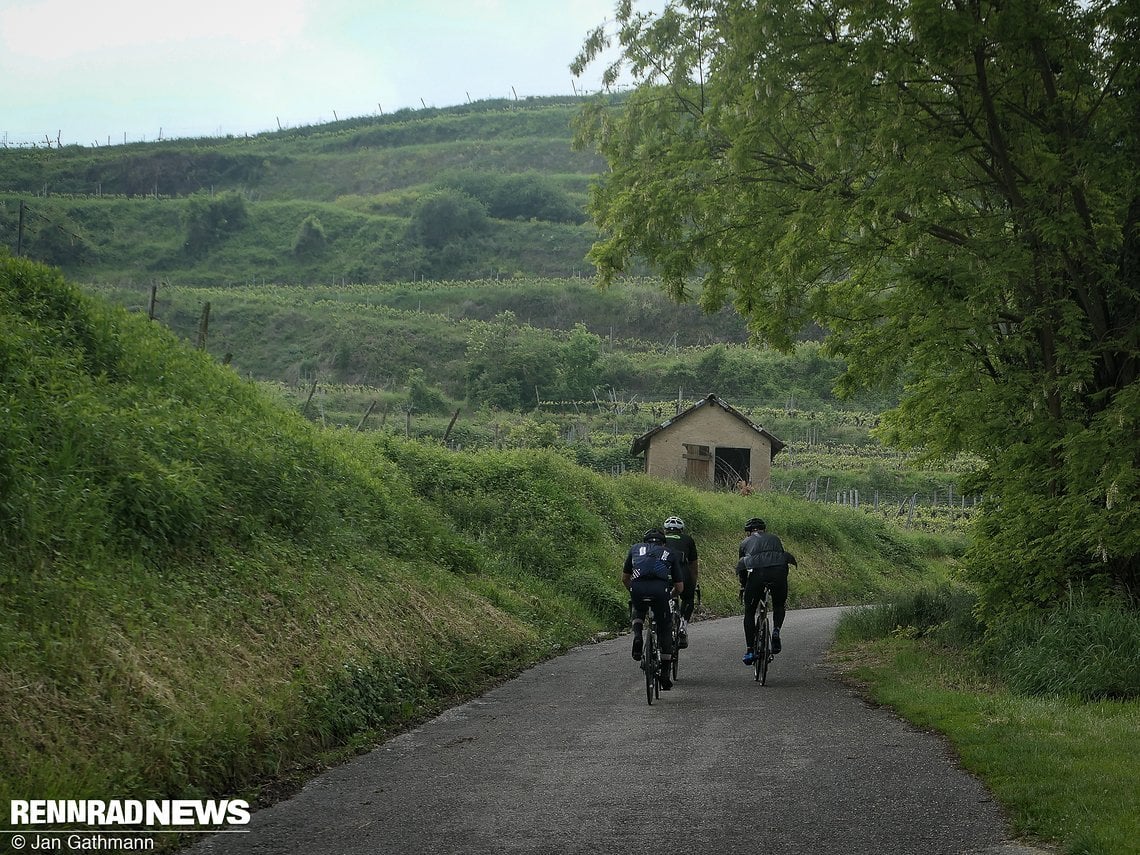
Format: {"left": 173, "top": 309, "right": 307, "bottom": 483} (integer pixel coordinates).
{"left": 1, "top": 0, "right": 658, "bottom": 148}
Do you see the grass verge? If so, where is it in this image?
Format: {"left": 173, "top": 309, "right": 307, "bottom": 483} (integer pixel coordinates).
{"left": 831, "top": 637, "right": 1140, "bottom": 855}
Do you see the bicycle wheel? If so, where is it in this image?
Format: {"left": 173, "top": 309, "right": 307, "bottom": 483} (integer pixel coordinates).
{"left": 644, "top": 618, "right": 657, "bottom": 705}
{"left": 754, "top": 603, "right": 769, "bottom": 683}
{"left": 671, "top": 611, "right": 681, "bottom": 680}
{"left": 653, "top": 639, "right": 661, "bottom": 699}
{"left": 759, "top": 616, "right": 771, "bottom": 685}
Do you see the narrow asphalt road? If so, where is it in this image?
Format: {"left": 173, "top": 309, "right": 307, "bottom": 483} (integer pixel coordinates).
{"left": 195, "top": 607, "right": 1043, "bottom": 855}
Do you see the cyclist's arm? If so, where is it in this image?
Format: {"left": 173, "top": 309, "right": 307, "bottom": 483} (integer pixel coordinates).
{"left": 670, "top": 554, "right": 684, "bottom": 595}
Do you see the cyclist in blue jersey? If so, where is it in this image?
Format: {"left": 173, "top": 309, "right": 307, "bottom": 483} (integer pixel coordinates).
{"left": 622, "top": 528, "right": 684, "bottom": 690}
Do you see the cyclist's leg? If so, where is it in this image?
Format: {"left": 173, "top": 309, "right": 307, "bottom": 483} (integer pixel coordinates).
{"left": 653, "top": 592, "right": 674, "bottom": 686}
{"left": 630, "top": 597, "right": 649, "bottom": 660}
{"left": 679, "top": 566, "right": 696, "bottom": 621}
{"left": 742, "top": 574, "right": 763, "bottom": 662}
{"left": 678, "top": 576, "right": 694, "bottom": 647}
{"left": 769, "top": 572, "right": 789, "bottom": 652}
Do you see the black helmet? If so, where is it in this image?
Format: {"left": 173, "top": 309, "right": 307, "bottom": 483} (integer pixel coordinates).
{"left": 643, "top": 528, "right": 667, "bottom": 544}
{"left": 744, "top": 517, "right": 766, "bottom": 532}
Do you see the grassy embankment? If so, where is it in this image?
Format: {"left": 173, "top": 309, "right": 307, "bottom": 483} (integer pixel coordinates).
{"left": 834, "top": 592, "right": 1140, "bottom": 855}
{"left": 0, "top": 256, "right": 954, "bottom": 830}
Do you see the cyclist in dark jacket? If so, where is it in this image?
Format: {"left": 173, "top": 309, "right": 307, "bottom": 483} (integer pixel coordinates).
{"left": 663, "top": 515, "right": 699, "bottom": 648}
{"left": 736, "top": 517, "right": 796, "bottom": 664}
{"left": 623, "top": 528, "right": 684, "bottom": 689}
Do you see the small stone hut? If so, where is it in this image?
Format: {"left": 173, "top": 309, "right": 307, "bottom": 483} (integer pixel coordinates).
{"left": 630, "top": 394, "right": 785, "bottom": 490}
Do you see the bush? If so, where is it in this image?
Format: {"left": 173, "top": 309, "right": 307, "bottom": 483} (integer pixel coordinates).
{"left": 982, "top": 602, "right": 1140, "bottom": 700}
{"left": 293, "top": 214, "right": 328, "bottom": 256}
{"left": 183, "top": 191, "right": 248, "bottom": 256}
{"left": 407, "top": 189, "right": 488, "bottom": 248}
{"left": 837, "top": 584, "right": 982, "bottom": 647}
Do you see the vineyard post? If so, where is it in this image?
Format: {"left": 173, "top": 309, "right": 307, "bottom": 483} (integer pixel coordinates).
{"left": 442, "top": 408, "right": 461, "bottom": 444}
{"left": 301, "top": 379, "right": 318, "bottom": 417}
{"left": 356, "top": 400, "right": 378, "bottom": 432}
{"left": 196, "top": 302, "right": 210, "bottom": 350}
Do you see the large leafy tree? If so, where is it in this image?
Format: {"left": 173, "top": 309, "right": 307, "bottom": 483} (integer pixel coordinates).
{"left": 573, "top": 0, "right": 1139, "bottom": 613}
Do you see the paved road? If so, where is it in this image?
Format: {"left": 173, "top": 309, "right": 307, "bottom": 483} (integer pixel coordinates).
{"left": 195, "top": 608, "right": 1043, "bottom": 855}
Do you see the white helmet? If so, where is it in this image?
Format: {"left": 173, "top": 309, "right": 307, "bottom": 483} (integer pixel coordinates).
{"left": 663, "top": 516, "right": 685, "bottom": 532}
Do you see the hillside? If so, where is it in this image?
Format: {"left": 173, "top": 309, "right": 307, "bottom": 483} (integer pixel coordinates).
{"left": 0, "top": 98, "right": 611, "bottom": 284}
{"left": 0, "top": 96, "right": 970, "bottom": 523}
{"left": 0, "top": 254, "right": 954, "bottom": 819}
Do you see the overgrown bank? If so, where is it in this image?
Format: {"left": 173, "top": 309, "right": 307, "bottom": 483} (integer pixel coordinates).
{"left": 0, "top": 255, "right": 952, "bottom": 821}
{"left": 834, "top": 590, "right": 1140, "bottom": 854}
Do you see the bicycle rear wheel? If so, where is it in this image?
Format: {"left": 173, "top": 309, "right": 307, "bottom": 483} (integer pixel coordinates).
{"left": 671, "top": 611, "right": 681, "bottom": 680}
{"left": 758, "top": 612, "right": 772, "bottom": 685}
{"left": 644, "top": 625, "right": 657, "bottom": 705}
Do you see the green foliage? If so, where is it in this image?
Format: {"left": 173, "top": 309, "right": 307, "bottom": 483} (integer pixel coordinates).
{"left": 831, "top": 637, "right": 1140, "bottom": 855}
{"left": 840, "top": 585, "right": 1140, "bottom": 701}
{"left": 406, "top": 367, "right": 449, "bottom": 416}
{"left": 292, "top": 214, "right": 328, "bottom": 256}
{"left": 838, "top": 585, "right": 984, "bottom": 650}
{"left": 436, "top": 169, "right": 586, "bottom": 224}
{"left": 981, "top": 602, "right": 1140, "bottom": 701}
{"left": 574, "top": 0, "right": 1140, "bottom": 613}
{"left": 0, "top": 99, "right": 602, "bottom": 283}
{"left": 182, "top": 191, "right": 248, "bottom": 256}
{"left": 407, "top": 188, "right": 489, "bottom": 248}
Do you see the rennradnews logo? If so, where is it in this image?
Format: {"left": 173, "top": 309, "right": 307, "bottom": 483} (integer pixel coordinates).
{"left": 10, "top": 800, "right": 250, "bottom": 827}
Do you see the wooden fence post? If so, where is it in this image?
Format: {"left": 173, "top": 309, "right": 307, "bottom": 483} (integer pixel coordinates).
{"left": 300, "top": 379, "right": 317, "bottom": 417}
{"left": 196, "top": 302, "right": 210, "bottom": 350}
{"left": 442, "top": 408, "right": 461, "bottom": 445}
{"left": 356, "top": 400, "right": 378, "bottom": 432}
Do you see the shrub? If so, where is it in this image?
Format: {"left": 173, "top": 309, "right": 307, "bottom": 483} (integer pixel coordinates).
{"left": 183, "top": 191, "right": 248, "bottom": 256}
{"left": 407, "top": 189, "right": 488, "bottom": 248}
{"left": 293, "top": 214, "right": 328, "bottom": 256}
{"left": 981, "top": 601, "right": 1140, "bottom": 700}
{"left": 837, "top": 584, "right": 982, "bottom": 647}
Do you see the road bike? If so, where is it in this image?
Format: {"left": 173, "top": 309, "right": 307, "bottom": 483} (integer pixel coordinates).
{"left": 752, "top": 582, "right": 774, "bottom": 685}
{"left": 636, "top": 597, "right": 664, "bottom": 704}
{"left": 668, "top": 595, "right": 681, "bottom": 682}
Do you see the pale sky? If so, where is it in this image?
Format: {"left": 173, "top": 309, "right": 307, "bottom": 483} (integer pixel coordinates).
{"left": 1, "top": 0, "right": 657, "bottom": 148}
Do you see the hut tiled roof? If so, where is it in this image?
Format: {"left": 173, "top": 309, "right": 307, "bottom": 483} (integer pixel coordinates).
{"left": 630, "top": 393, "right": 786, "bottom": 458}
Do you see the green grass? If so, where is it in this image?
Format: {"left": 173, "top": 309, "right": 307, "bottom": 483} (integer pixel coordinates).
{"left": 831, "top": 639, "right": 1140, "bottom": 855}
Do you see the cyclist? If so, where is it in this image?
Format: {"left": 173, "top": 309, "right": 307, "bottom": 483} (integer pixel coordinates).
{"left": 662, "top": 515, "right": 699, "bottom": 648}
{"left": 622, "top": 528, "right": 685, "bottom": 690}
{"left": 736, "top": 517, "right": 797, "bottom": 665}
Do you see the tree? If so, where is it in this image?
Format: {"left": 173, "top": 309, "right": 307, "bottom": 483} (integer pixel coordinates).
{"left": 464, "top": 311, "right": 558, "bottom": 409}
{"left": 293, "top": 214, "right": 328, "bottom": 257}
{"left": 573, "top": 0, "right": 1140, "bottom": 613}
{"left": 182, "top": 191, "right": 248, "bottom": 256}
{"left": 558, "top": 323, "right": 604, "bottom": 399}
{"left": 408, "top": 189, "right": 489, "bottom": 248}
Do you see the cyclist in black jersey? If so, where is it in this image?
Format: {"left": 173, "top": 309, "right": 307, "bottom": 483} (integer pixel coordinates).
{"left": 736, "top": 517, "right": 796, "bottom": 664}
{"left": 662, "top": 516, "right": 699, "bottom": 648}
